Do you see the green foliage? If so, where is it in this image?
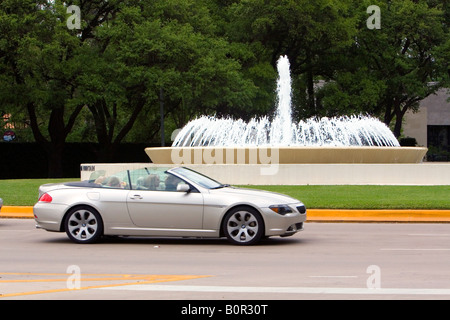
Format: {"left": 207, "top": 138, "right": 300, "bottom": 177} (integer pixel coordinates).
{"left": 0, "top": 0, "right": 263, "bottom": 174}
{"left": 227, "top": 0, "right": 359, "bottom": 117}
{"left": 0, "top": 0, "right": 449, "bottom": 176}
{"left": 319, "top": 0, "right": 449, "bottom": 136}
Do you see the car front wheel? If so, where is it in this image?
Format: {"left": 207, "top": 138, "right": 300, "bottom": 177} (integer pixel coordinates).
{"left": 223, "top": 206, "right": 264, "bottom": 245}
{"left": 64, "top": 206, "right": 103, "bottom": 244}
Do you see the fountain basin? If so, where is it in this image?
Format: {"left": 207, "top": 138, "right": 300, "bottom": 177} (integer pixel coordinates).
{"left": 145, "top": 146, "right": 428, "bottom": 164}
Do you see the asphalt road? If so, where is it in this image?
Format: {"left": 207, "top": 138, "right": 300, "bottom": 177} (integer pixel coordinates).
{"left": 2, "top": 219, "right": 450, "bottom": 302}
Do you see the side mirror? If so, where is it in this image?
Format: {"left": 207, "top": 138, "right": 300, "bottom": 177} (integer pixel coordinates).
{"left": 177, "top": 184, "right": 191, "bottom": 193}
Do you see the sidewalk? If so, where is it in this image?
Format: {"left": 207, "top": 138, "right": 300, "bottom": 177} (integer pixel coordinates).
{"left": 2, "top": 206, "right": 450, "bottom": 222}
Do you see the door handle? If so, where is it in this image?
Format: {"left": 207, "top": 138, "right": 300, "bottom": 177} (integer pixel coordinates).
{"left": 130, "top": 195, "right": 143, "bottom": 200}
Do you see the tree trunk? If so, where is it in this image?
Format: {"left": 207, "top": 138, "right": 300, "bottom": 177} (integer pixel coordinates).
{"left": 393, "top": 112, "right": 403, "bottom": 139}
{"left": 45, "top": 142, "right": 65, "bottom": 178}
{"left": 27, "top": 102, "right": 83, "bottom": 178}
{"left": 391, "top": 98, "right": 409, "bottom": 139}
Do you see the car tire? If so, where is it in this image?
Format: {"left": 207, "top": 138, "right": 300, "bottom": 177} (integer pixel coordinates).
{"left": 222, "top": 206, "right": 264, "bottom": 245}
{"left": 64, "top": 206, "right": 103, "bottom": 244}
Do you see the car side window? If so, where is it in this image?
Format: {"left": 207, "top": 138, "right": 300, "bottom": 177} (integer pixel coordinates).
{"left": 163, "top": 174, "right": 186, "bottom": 191}
{"left": 92, "top": 172, "right": 130, "bottom": 190}
{"left": 128, "top": 168, "right": 188, "bottom": 192}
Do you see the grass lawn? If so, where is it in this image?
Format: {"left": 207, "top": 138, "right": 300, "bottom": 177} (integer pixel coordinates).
{"left": 0, "top": 178, "right": 74, "bottom": 206}
{"left": 0, "top": 178, "right": 449, "bottom": 209}
{"left": 243, "top": 185, "right": 450, "bottom": 210}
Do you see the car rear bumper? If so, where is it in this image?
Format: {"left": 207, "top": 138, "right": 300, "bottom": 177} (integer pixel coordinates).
{"left": 34, "top": 203, "right": 68, "bottom": 232}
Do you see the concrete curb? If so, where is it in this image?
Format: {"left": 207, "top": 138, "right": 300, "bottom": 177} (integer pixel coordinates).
{"left": 1, "top": 206, "right": 450, "bottom": 223}
{"left": 0, "top": 206, "right": 34, "bottom": 219}
{"left": 307, "top": 209, "right": 450, "bottom": 223}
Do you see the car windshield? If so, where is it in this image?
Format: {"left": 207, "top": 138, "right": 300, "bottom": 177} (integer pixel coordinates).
{"left": 171, "top": 167, "right": 225, "bottom": 189}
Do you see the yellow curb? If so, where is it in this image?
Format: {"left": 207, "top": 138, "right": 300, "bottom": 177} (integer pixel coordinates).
{"left": 0, "top": 206, "right": 34, "bottom": 219}
{"left": 308, "top": 209, "right": 450, "bottom": 223}
{"left": 2, "top": 206, "right": 450, "bottom": 222}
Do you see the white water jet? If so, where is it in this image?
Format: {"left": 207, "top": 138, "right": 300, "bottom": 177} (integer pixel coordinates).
{"left": 172, "top": 56, "right": 399, "bottom": 148}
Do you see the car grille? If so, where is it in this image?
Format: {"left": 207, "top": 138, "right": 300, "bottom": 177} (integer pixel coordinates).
{"left": 296, "top": 205, "right": 306, "bottom": 214}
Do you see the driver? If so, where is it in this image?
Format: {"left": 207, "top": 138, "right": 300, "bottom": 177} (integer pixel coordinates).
{"left": 165, "top": 174, "right": 181, "bottom": 191}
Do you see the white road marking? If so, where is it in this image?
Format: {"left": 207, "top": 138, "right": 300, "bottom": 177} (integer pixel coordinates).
{"left": 380, "top": 248, "right": 450, "bottom": 251}
{"left": 408, "top": 234, "right": 450, "bottom": 237}
{"left": 98, "top": 284, "right": 450, "bottom": 295}
{"left": 309, "top": 276, "right": 358, "bottom": 278}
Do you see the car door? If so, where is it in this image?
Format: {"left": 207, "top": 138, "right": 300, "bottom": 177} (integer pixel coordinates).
{"left": 126, "top": 168, "right": 204, "bottom": 230}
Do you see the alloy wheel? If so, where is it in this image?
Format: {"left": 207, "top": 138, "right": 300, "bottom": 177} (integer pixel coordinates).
{"left": 65, "top": 207, "right": 103, "bottom": 244}
{"left": 224, "top": 207, "right": 263, "bottom": 245}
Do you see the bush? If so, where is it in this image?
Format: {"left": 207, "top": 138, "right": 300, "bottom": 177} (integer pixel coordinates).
{"left": 399, "top": 137, "right": 417, "bottom": 147}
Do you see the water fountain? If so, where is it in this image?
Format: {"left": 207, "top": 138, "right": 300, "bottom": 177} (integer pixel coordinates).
{"left": 145, "top": 56, "right": 427, "bottom": 165}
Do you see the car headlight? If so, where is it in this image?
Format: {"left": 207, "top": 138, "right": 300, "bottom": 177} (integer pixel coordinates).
{"left": 269, "top": 204, "right": 293, "bottom": 215}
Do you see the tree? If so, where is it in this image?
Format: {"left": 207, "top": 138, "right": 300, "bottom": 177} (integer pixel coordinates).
{"left": 0, "top": 0, "right": 260, "bottom": 175}
{"left": 75, "top": 0, "right": 260, "bottom": 158}
{"left": 226, "top": 0, "right": 358, "bottom": 118}
{"left": 320, "top": 0, "right": 450, "bottom": 138}
{"left": 0, "top": 0, "right": 86, "bottom": 177}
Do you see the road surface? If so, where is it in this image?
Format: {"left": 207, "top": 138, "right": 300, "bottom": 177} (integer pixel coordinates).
{"left": 1, "top": 219, "right": 450, "bottom": 302}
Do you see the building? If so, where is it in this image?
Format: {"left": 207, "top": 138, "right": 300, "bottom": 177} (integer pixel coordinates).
{"left": 403, "top": 88, "right": 450, "bottom": 161}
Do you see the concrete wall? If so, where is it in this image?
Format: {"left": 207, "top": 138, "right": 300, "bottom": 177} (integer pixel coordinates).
{"left": 80, "top": 163, "right": 450, "bottom": 185}
{"left": 403, "top": 107, "right": 428, "bottom": 147}
{"left": 403, "top": 88, "right": 450, "bottom": 147}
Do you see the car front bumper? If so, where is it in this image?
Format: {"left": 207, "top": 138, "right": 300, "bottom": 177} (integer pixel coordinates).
{"left": 262, "top": 204, "right": 307, "bottom": 237}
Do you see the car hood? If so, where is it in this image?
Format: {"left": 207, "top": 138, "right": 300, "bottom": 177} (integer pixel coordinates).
{"left": 209, "top": 186, "right": 301, "bottom": 206}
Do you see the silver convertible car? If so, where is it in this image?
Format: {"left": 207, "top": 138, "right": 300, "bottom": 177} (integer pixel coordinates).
{"left": 34, "top": 167, "right": 306, "bottom": 245}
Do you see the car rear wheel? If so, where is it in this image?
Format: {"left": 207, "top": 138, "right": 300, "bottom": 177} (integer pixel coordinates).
{"left": 64, "top": 206, "right": 103, "bottom": 244}
{"left": 223, "top": 206, "right": 264, "bottom": 245}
